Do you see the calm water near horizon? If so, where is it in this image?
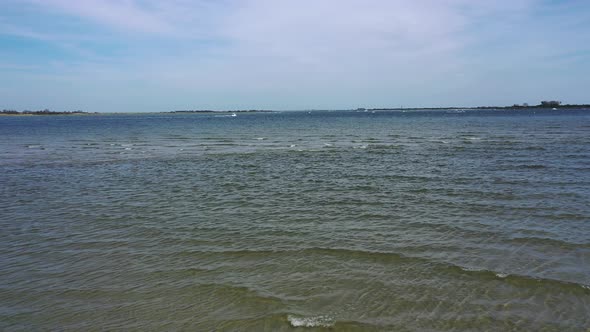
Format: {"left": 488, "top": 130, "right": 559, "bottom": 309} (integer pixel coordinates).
{"left": 1, "top": 109, "right": 589, "bottom": 331}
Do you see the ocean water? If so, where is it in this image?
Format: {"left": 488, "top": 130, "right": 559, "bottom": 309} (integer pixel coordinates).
{"left": 0, "top": 109, "right": 589, "bottom": 331}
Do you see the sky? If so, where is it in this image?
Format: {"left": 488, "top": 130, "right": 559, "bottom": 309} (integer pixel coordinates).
{"left": 1, "top": 0, "right": 589, "bottom": 112}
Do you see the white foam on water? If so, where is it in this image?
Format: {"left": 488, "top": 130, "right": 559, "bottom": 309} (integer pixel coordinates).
{"left": 460, "top": 266, "right": 482, "bottom": 272}
{"left": 288, "top": 315, "right": 334, "bottom": 328}
{"left": 429, "top": 139, "right": 450, "bottom": 144}
{"left": 255, "top": 137, "right": 266, "bottom": 140}
{"left": 290, "top": 144, "right": 296, "bottom": 148}
{"left": 581, "top": 285, "right": 590, "bottom": 290}
{"left": 496, "top": 273, "right": 509, "bottom": 278}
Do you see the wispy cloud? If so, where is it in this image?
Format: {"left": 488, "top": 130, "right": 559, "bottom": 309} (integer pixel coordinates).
{"left": 25, "top": 0, "right": 174, "bottom": 34}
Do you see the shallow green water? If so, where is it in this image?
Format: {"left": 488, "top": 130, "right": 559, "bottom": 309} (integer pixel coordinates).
{"left": 1, "top": 110, "right": 589, "bottom": 330}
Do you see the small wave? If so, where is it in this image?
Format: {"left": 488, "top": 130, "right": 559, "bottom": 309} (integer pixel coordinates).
{"left": 366, "top": 144, "right": 402, "bottom": 150}
{"left": 288, "top": 315, "right": 334, "bottom": 328}
{"left": 454, "top": 266, "right": 589, "bottom": 291}
{"left": 458, "top": 267, "right": 511, "bottom": 280}
{"left": 181, "top": 247, "right": 590, "bottom": 293}
{"left": 460, "top": 266, "right": 484, "bottom": 273}
{"left": 514, "top": 164, "right": 547, "bottom": 169}
{"left": 508, "top": 237, "right": 590, "bottom": 249}
{"left": 524, "top": 146, "right": 546, "bottom": 151}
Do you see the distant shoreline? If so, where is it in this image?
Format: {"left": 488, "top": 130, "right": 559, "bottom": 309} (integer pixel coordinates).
{"left": 0, "top": 112, "right": 96, "bottom": 116}
{"left": 366, "top": 105, "right": 590, "bottom": 111}
{"left": 1, "top": 104, "right": 589, "bottom": 116}
{"left": 168, "top": 110, "right": 274, "bottom": 114}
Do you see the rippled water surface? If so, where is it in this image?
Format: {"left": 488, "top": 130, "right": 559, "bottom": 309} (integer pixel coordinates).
{"left": 1, "top": 110, "right": 589, "bottom": 331}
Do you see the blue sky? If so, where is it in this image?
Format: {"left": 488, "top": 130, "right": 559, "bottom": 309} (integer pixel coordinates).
{"left": 1, "top": 0, "right": 589, "bottom": 112}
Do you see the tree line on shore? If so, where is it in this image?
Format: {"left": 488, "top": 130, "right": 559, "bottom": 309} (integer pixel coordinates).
{"left": 1, "top": 109, "right": 89, "bottom": 115}
{"left": 370, "top": 101, "right": 589, "bottom": 111}
{"left": 508, "top": 101, "right": 590, "bottom": 109}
